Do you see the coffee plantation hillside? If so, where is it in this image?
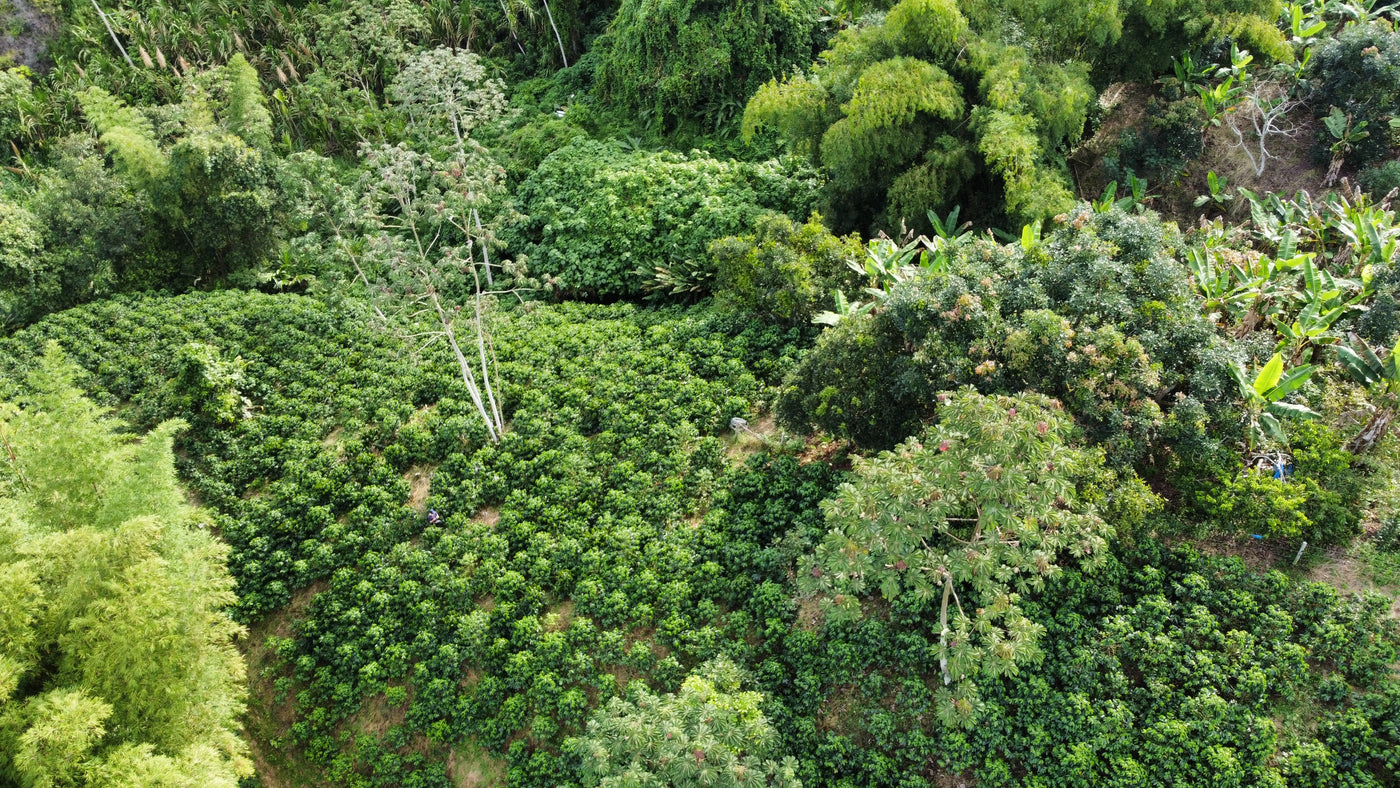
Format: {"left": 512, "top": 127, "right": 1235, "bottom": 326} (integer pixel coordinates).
{"left": 0, "top": 288, "right": 1395, "bottom": 787}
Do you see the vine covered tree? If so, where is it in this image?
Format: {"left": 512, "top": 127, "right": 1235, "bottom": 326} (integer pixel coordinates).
{"left": 799, "top": 388, "right": 1112, "bottom": 726}
{"left": 744, "top": 0, "right": 1086, "bottom": 230}
{"left": 744, "top": 0, "right": 1288, "bottom": 231}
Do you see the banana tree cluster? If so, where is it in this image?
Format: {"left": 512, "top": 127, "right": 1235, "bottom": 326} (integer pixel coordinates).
{"left": 1240, "top": 186, "right": 1399, "bottom": 273}
{"left": 814, "top": 208, "right": 970, "bottom": 325}
{"left": 1187, "top": 247, "right": 1370, "bottom": 359}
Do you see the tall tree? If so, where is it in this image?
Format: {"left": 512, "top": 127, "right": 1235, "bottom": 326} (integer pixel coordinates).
{"left": 594, "top": 0, "right": 824, "bottom": 135}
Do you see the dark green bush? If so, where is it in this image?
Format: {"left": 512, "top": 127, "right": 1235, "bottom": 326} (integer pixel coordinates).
{"left": 1360, "top": 160, "right": 1400, "bottom": 199}
{"left": 1359, "top": 259, "right": 1400, "bottom": 345}
{"left": 781, "top": 207, "right": 1215, "bottom": 467}
{"left": 1377, "top": 516, "right": 1400, "bottom": 553}
{"left": 1189, "top": 422, "right": 1362, "bottom": 545}
{"left": 1305, "top": 21, "right": 1400, "bottom": 168}
{"left": 505, "top": 139, "right": 821, "bottom": 299}
{"left": 775, "top": 312, "right": 929, "bottom": 449}
{"left": 592, "top": 0, "right": 824, "bottom": 135}
{"left": 1107, "top": 97, "right": 1205, "bottom": 183}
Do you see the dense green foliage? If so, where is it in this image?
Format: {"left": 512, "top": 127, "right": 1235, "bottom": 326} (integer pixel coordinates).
{"left": 794, "top": 541, "right": 1400, "bottom": 787}
{"left": 779, "top": 208, "right": 1216, "bottom": 463}
{"left": 1304, "top": 21, "right": 1400, "bottom": 167}
{"left": 0, "top": 345, "right": 249, "bottom": 786}
{"left": 742, "top": 0, "right": 1286, "bottom": 231}
{"left": 568, "top": 656, "right": 801, "bottom": 787}
{"left": 803, "top": 389, "right": 1114, "bottom": 725}
{"left": 4, "top": 284, "right": 1395, "bottom": 788}
{"left": 506, "top": 139, "right": 820, "bottom": 298}
{"left": 709, "top": 212, "right": 863, "bottom": 323}
{"left": 592, "top": 0, "right": 824, "bottom": 135}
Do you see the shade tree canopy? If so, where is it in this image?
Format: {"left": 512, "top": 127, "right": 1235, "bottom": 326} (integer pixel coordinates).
{"left": 800, "top": 388, "right": 1113, "bottom": 725}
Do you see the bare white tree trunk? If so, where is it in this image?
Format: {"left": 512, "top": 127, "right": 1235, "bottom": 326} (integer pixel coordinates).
{"left": 474, "top": 209, "right": 494, "bottom": 288}
{"left": 429, "top": 288, "right": 501, "bottom": 444}
{"left": 539, "top": 0, "right": 569, "bottom": 68}
{"left": 90, "top": 0, "right": 135, "bottom": 68}
{"left": 939, "top": 579, "right": 952, "bottom": 686}
{"left": 470, "top": 261, "right": 504, "bottom": 434}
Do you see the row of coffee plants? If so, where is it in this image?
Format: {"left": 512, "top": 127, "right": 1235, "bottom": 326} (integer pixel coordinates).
{"left": 0, "top": 290, "right": 813, "bottom": 785}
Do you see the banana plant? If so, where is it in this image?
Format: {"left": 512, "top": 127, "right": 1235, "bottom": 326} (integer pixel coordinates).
{"left": 821, "top": 226, "right": 963, "bottom": 326}
{"left": 1240, "top": 187, "right": 1333, "bottom": 254}
{"left": 1186, "top": 247, "right": 1249, "bottom": 321}
{"left": 851, "top": 236, "right": 922, "bottom": 289}
{"left": 1335, "top": 333, "right": 1400, "bottom": 452}
{"left": 1275, "top": 255, "right": 1372, "bottom": 361}
{"left": 1283, "top": 2, "right": 1328, "bottom": 44}
{"left": 1274, "top": 300, "right": 1347, "bottom": 363}
{"left": 1194, "top": 170, "right": 1235, "bottom": 212}
{"left": 1197, "top": 75, "right": 1244, "bottom": 128}
{"left": 1230, "top": 252, "right": 1312, "bottom": 334}
{"left": 1020, "top": 219, "right": 1044, "bottom": 251}
{"left": 1097, "top": 174, "right": 1152, "bottom": 213}
{"left": 927, "top": 206, "right": 972, "bottom": 246}
{"left": 1160, "top": 51, "right": 1214, "bottom": 94}
{"left": 817, "top": 237, "right": 921, "bottom": 325}
{"left": 1324, "top": 108, "right": 1369, "bottom": 185}
{"left": 812, "top": 288, "right": 875, "bottom": 326}
{"left": 1229, "top": 353, "right": 1319, "bottom": 452}
{"left": 1329, "top": 191, "right": 1400, "bottom": 271}
{"left": 1211, "top": 43, "right": 1255, "bottom": 84}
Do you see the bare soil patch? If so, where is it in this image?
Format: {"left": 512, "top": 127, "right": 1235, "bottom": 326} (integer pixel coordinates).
{"left": 817, "top": 684, "right": 869, "bottom": 743}
{"left": 406, "top": 464, "right": 434, "bottom": 511}
{"left": 338, "top": 683, "right": 412, "bottom": 742}
{"left": 796, "top": 596, "right": 824, "bottom": 631}
{"left": 1071, "top": 82, "right": 1151, "bottom": 200}
{"left": 0, "top": 0, "right": 57, "bottom": 71}
{"left": 726, "top": 414, "right": 777, "bottom": 462}
{"left": 446, "top": 739, "right": 507, "bottom": 788}
{"left": 1192, "top": 534, "right": 1400, "bottom": 620}
{"left": 545, "top": 599, "right": 575, "bottom": 631}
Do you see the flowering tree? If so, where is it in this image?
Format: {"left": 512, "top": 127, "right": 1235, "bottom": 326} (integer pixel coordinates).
{"left": 799, "top": 388, "right": 1112, "bottom": 726}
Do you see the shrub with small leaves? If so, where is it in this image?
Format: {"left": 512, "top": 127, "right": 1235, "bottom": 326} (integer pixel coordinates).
{"left": 567, "top": 656, "right": 801, "bottom": 788}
